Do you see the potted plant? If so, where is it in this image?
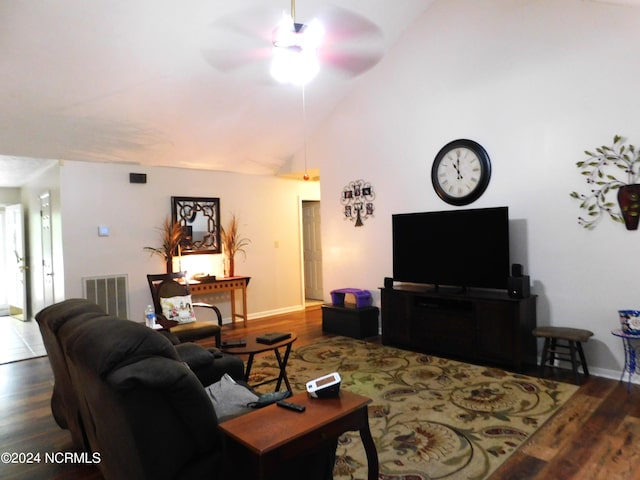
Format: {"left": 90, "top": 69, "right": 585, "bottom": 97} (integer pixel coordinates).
{"left": 570, "top": 135, "right": 640, "bottom": 230}
{"left": 221, "top": 213, "right": 250, "bottom": 277}
{"left": 144, "top": 217, "right": 183, "bottom": 272}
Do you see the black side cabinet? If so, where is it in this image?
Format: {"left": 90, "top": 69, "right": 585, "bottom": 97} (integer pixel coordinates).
{"left": 321, "top": 305, "right": 380, "bottom": 339}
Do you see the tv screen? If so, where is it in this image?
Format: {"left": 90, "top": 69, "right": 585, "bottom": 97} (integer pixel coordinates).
{"left": 392, "top": 207, "right": 510, "bottom": 290}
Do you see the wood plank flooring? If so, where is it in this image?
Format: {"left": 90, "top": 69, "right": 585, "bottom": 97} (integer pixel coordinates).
{"left": 1, "top": 305, "right": 638, "bottom": 479}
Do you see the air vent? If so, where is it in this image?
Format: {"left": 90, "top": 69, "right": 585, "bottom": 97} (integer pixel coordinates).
{"left": 82, "top": 274, "right": 129, "bottom": 320}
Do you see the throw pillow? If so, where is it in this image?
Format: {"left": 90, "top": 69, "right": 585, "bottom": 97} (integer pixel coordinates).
{"left": 205, "top": 374, "right": 259, "bottom": 422}
{"left": 160, "top": 295, "right": 196, "bottom": 324}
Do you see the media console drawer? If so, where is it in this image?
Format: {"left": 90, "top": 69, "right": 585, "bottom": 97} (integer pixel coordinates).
{"left": 322, "top": 305, "right": 380, "bottom": 339}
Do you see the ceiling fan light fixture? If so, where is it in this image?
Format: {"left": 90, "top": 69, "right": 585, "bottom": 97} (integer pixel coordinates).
{"left": 270, "top": 46, "right": 320, "bottom": 86}
{"left": 272, "top": 16, "right": 324, "bottom": 50}
{"left": 270, "top": 10, "right": 324, "bottom": 85}
{"left": 301, "top": 19, "right": 324, "bottom": 49}
{"left": 272, "top": 13, "right": 296, "bottom": 48}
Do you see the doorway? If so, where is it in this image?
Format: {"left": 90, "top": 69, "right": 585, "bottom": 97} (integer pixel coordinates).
{"left": 0, "top": 207, "right": 7, "bottom": 316}
{"left": 4, "top": 204, "right": 27, "bottom": 320}
{"left": 302, "top": 200, "right": 323, "bottom": 304}
{"left": 40, "top": 192, "right": 55, "bottom": 306}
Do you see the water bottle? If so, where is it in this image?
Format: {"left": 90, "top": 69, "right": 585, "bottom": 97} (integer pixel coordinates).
{"left": 144, "top": 305, "right": 156, "bottom": 328}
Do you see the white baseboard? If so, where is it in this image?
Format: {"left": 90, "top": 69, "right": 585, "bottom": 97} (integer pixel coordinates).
{"left": 220, "top": 304, "right": 306, "bottom": 325}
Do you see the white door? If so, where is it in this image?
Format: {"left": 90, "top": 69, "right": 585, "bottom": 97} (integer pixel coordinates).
{"left": 40, "top": 192, "right": 55, "bottom": 306}
{"left": 302, "top": 201, "right": 323, "bottom": 300}
{"left": 5, "top": 204, "right": 27, "bottom": 320}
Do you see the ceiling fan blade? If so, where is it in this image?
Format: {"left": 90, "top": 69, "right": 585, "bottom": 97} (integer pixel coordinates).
{"left": 207, "top": 5, "right": 280, "bottom": 43}
{"left": 320, "top": 50, "right": 383, "bottom": 77}
{"left": 313, "top": 5, "right": 385, "bottom": 77}
{"left": 200, "top": 3, "right": 385, "bottom": 79}
{"left": 314, "top": 5, "right": 384, "bottom": 42}
{"left": 200, "top": 5, "right": 280, "bottom": 72}
{"left": 202, "top": 47, "right": 272, "bottom": 73}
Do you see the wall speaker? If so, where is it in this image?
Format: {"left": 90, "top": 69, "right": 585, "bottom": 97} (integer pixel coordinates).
{"left": 508, "top": 275, "right": 530, "bottom": 298}
{"left": 384, "top": 277, "right": 394, "bottom": 289}
{"left": 129, "top": 173, "right": 147, "bottom": 184}
{"left": 511, "top": 263, "right": 523, "bottom": 277}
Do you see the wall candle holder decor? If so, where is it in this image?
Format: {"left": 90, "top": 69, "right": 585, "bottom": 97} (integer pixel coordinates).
{"left": 341, "top": 180, "right": 375, "bottom": 227}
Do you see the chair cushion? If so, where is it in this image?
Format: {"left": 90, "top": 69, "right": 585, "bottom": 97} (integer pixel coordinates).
{"left": 160, "top": 295, "right": 196, "bottom": 324}
{"left": 171, "top": 321, "right": 221, "bottom": 343}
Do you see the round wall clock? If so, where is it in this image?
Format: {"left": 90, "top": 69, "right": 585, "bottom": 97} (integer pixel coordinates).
{"left": 431, "top": 139, "right": 491, "bottom": 206}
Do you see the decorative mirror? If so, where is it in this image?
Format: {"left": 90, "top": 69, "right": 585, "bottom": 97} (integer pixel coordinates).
{"left": 171, "top": 196, "right": 221, "bottom": 254}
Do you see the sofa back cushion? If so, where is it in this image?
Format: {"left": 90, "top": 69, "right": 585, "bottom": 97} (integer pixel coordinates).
{"left": 36, "top": 298, "right": 107, "bottom": 334}
{"left": 61, "top": 315, "right": 179, "bottom": 377}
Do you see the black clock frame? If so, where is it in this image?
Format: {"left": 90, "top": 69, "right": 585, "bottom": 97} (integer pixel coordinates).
{"left": 431, "top": 139, "right": 491, "bottom": 206}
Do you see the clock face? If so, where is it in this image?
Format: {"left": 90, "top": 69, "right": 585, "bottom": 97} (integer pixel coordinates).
{"left": 431, "top": 139, "right": 491, "bottom": 206}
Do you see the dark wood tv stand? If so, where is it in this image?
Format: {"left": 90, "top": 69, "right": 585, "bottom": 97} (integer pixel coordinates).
{"left": 380, "top": 284, "right": 537, "bottom": 371}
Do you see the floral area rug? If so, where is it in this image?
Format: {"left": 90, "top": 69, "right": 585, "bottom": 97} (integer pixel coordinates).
{"left": 246, "top": 336, "right": 578, "bottom": 480}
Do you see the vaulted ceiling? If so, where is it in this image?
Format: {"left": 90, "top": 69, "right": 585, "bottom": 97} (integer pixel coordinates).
{"left": 0, "top": 0, "right": 435, "bottom": 186}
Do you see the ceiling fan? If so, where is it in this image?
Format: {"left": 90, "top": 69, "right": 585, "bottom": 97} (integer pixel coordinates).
{"left": 201, "top": 0, "right": 385, "bottom": 83}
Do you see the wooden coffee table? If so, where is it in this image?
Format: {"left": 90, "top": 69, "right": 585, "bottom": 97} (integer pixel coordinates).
{"left": 219, "top": 390, "right": 378, "bottom": 480}
{"left": 220, "top": 334, "right": 297, "bottom": 392}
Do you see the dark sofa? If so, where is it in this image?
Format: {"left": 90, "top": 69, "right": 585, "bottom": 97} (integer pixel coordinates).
{"left": 36, "top": 299, "right": 336, "bottom": 480}
{"left": 35, "top": 299, "right": 242, "bottom": 478}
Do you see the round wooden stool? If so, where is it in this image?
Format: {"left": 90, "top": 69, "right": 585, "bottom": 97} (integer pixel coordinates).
{"left": 532, "top": 326, "right": 594, "bottom": 384}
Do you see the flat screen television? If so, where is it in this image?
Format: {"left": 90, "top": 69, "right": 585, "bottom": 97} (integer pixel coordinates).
{"left": 392, "top": 206, "right": 510, "bottom": 291}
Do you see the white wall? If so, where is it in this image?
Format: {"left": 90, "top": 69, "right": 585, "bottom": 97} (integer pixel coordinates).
{"left": 0, "top": 188, "right": 20, "bottom": 205}
{"left": 49, "top": 161, "right": 320, "bottom": 323}
{"left": 303, "top": 0, "right": 640, "bottom": 379}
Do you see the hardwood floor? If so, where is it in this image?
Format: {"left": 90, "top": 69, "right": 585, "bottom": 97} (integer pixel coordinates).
{"left": 1, "top": 305, "right": 638, "bottom": 479}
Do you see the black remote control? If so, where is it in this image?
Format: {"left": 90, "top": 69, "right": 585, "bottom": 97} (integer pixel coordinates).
{"left": 221, "top": 339, "right": 246, "bottom": 347}
{"left": 276, "top": 400, "right": 306, "bottom": 412}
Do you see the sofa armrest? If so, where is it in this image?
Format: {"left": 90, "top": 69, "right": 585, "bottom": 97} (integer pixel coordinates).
{"left": 175, "top": 343, "right": 215, "bottom": 369}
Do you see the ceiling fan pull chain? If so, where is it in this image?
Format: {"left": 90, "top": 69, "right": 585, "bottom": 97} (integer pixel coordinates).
{"left": 302, "top": 84, "right": 310, "bottom": 180}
